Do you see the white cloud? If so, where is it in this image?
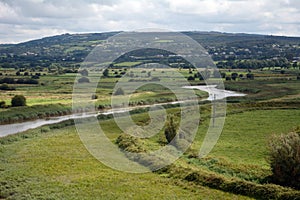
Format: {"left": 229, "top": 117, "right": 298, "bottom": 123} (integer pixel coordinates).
{"left": 0, "top": 0, "right": 299, "bottom": 43}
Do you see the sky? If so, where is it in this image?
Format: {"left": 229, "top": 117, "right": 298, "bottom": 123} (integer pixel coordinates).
{"left": 0, "top": 0, "right": 299, "bottom": 43}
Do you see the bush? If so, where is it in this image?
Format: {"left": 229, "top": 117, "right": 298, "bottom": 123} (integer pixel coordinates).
{"left": 91, "top": 94, "right": 98, "bottom": 99}
{"left": 79, "top": 69, "right": 89, "bottom": 76}
{"left": 11, "top": 95, "right": 26, "bottom": 107}
{"left": 115, "top": 134, "right": 145, "bottom": 153}
{"left": 114, "top": 88, "right": 124, "bottom": 95}
{"left": 0, "top": 84, "right": 15, "bottom": 91}
{"left": 0, "top": 101, "right": 6, "bottom": 108}
{"left": 268, "top": 128, "right": 300, "bottom": 189}
{"left": 164, "top": 116, "right": 177, "bottom": 143}
{"left": 187, "top": 76, "right": 195, "bottom": 81}
{"left": 78, "top": 77, "right": 90, "bottom": 83}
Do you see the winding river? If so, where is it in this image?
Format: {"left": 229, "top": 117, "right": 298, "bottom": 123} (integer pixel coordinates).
{"left": 0, "top": 86, "right": 245, "bottom": 137}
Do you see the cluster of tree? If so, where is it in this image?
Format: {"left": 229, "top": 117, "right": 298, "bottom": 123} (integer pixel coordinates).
{"left": 187, "top": 70, "right": 254, "bottom": 81}
{"left": 1, "top": 32, "right": 300, "bottom": 71}
{"left": 0, "top": 95, "right": 26, "bottom": 108}
{"left": 77, "top": 68, "right": 90, "bottom": 83}
{"left": 224, "top": 73, "right": 254, "bottom": 81}
{"left": 0, "top": 83, "right": 16, "bottom": 91}
{"left": 78, "top": 77, "right": 90, "bottom": 83}
{"left": 216, "top": 58, "right": 293, "bottom": 69}
{"left": 0, "top": 77, "right": 39, "bottom": 85}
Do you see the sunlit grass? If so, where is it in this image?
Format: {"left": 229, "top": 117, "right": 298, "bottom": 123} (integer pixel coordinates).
{"left": 0, "top": 125, "right": 249, "bottom": 199}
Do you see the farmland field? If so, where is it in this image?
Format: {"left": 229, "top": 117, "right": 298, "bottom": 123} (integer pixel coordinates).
{"left": 1, "top": 65, "right": 300, "bottom": 199}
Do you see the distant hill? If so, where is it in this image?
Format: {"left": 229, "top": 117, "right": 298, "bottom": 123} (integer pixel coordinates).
{"left": 0, "top": 31, "right": 300, "bottom": 68}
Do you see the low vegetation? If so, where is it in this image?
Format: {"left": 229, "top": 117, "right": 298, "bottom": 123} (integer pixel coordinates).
{"left": 268, "top": 127, "right": 300, "bottom": 189}
{"left": 1, "top": 101, "right": 300, "bottom": 199}
{"left": 0, "top": 54, "right": 299, "bottom": 199}
{"left": 11, "top": 95, "right": 26, "bottom": 107}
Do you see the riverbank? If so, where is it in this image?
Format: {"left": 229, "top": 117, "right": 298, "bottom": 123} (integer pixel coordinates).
{"left": 1, "top": 102, "right": 299, "bottom": 199}
{"left": 0, "top": 85, "right": 247, "bottom": 137}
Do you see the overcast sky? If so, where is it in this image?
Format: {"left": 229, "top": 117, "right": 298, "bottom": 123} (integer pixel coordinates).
{"left": 0, "top": 0, "right": 299, "bottom": 43}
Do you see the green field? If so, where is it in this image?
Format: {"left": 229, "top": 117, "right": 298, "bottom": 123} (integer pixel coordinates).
{"left": 1, "top": 103, "right": 300, "bottom": 199}
{"left": 1, "top": 67, "right": 300, "bottom": 199}
{"left": 0, "top": 124, "right": 250, "bottom": 199}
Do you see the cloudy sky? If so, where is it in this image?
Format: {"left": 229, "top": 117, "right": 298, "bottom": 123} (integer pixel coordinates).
{"left": 0, "top": 0, "right": 299, "bottom": 43}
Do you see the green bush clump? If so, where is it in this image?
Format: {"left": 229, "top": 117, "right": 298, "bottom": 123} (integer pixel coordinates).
{"left": 115, "top": 134, "right": 146, "bottom": 153}
{"left": 78, "top": 77, "right": 90, "bottom": 83}
{"left": 114, "top": 88, "right": 124, "bottom": 95}
{"left": 268, "top": 128, "right": 300, "bottom": 189}
{"left": 11, "top": 95, "right": 26, "bottom": 107}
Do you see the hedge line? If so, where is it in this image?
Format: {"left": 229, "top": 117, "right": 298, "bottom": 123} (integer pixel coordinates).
{"left": 115, "top": 132, "right": 300, "bottom": 199}
{"left": 0, "top": 104, "right": 72, "bottom": 124}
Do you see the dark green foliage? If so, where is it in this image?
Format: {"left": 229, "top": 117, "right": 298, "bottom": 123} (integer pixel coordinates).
{"left": 78, "top": 77, "right": 90, "bottom": 83}
{"left": 91, "top": 94, "right": 98, "bottom": 99}
{"left": 231, "top": 72, "right": 238, "bottom": 80}
{"left": 268, "top": 128, "right": 300, "bottom": 189}
{"left": 114, "top": 87, "right": 124, "bottom": 95}
{"left": 187, "top": 76, "right": 195, "bottom": 81}
{"left": 0, "top": 101, "right": 6, "bottom": 108}
{"left": 0, "top": 83, "right": 15, "bottom": 90}
{"left": 221, "top": 72, "right": 226, "bottom": 78}
{"left": 79, "top": 69, "right": 88, "bottom": 76}
{"left": 213, "top": 70, "right": 221, "bottom": 78}
{"left": 201, "top": 70, "right": 211, "bottom": 80}
{"left": 164, "top": 116, "right": 177, "bottom": 143}
{"left": 0, "top": 104, "right": 72, "bottom": 124}
{"left": 11, "top": 95, "right": 26, "bottom": 107}
{"left": 48, "top": 119, "right": 74, "bottom": 130}
{"left": 0, "top": 78, "right": 38, "bottom": 84}
{"left": 103, "top": 68, "right": 109, "bottom": 77}
{"left": 246, "top": 73, "right": 254, "bottom": 80}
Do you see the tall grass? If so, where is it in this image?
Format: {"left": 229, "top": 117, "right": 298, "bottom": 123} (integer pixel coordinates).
{"left": 0, "top": 104, "right": 72, "bottom": 124}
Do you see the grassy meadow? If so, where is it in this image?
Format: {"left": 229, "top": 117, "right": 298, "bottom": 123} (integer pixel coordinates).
{"left": 0, "top": 66, "right": 300, "bottom": 199}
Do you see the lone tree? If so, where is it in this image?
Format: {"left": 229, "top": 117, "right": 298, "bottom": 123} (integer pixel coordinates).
{"left": 164, "top": 116, "right": 177, "bottom": 143}
{"left": 11, "top": 95, "right": 26, "bottom": 107}
{"left": 103, "top": 69, "right": 109, "bottom": 77}
{"left": 268, "top": 128, "right": 300, "bottom": 189}
{"left": 114, "top": 88, "right": 124, "bottom": 95}
{"left": 79, "top": 69, "right": 89, "bottom": 76}
{"left": 0, "top": 101, "right": 6, "bottom": 108}
{"left": 78, "top": 77, "right": 90, "bottom": 83}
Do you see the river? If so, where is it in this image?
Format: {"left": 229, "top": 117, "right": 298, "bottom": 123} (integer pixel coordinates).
{"left": 0, "top": 85, "right": 245, "bottom": 137}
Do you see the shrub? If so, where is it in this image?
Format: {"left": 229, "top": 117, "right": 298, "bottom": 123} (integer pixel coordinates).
{"left": 79, "top": 69, "right": 89, "bottom": 76}
{"left": 114, "top": 88, "right": 124, "bottom": 95}
{"left": 78, "top": 77, "right": 90, "bottom": 83}
{"left": 103, "top": 69, "right": 109, "bottom": 77}
{"left": 115, "top": 134, "right": 145, "bottom": 153}
{"left": 164, "top": 116, "right": 177, "bottom": 143}
{"left": 41, "top": 126, "right": 50, "bottom": 133}
{"left": 0, "top": 84, "right": 15, "bottom": 91}
{"left": 91, "top": 94, "right": 98, "bottom": 99}
{"left": 268, "top": 128, "right": 300, "bottom": 189}
{"left": 187, "top": 76, "right": 195, "bottom": 81}
{"left": 246, "top": 73, "right": 254, "bottom": 80}
{"left": 0, "top": 101, "right": 6, "bottom": 108}
{"left": 11, "top": 95, "right": 26, "bottom": 107}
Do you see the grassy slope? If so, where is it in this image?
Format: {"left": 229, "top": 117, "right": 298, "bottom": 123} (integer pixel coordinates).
{"left": 1, "top": 105, "right": 299, "bottom": 199}
{"left": 0, "top": 126, "right": 249, "bottom": 199}
{"left": 195, "top": 109, "right": 300, "bottom": 166}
